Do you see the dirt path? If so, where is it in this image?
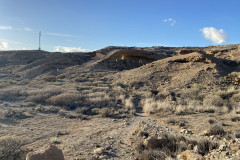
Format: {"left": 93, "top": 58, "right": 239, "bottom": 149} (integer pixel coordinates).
{"left": 57, "top": 113, "right": 175, "bottom": 160}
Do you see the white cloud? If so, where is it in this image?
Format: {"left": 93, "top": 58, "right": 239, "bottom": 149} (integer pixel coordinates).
{"left": 0, "top": 39, "right": 22, "bottom": 44}
{"left": 0, "top": 26, "right": 12, "bottom": 30}
{"left": 201, "top": 27, "right": 228, "bottom": 44}
{"left": 47, "top": 32, "right": 78, "bottom": 38}
{"left": 24, "top": 27, "right": 32, "bottom": 31}
{"left": 163, "top": 18, "right": 176, "bottom": 26}
{"left": 0, "top": 42, "right": 8, "bottom": 50}
{"left": 54, "top": 46, "right": 89, "bottom": 52}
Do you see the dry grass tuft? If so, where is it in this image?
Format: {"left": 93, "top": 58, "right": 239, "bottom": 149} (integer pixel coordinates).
{"left": 42, "top": 75, "right": 57, "bottom": 82}
{"left": 209, "top": 125, "right": 225, "bottom": 136}
{"left": 46, "top": 92, "right": 82, "bottom": 109}
{"left": 120, "top": 96, "right": 136, "bottom": 115}
{"left": 141, "top": 98, "right": 172, "bottom": 114}
{"left": 0, "top": 88, "right": 28, "bottom": 101}
{"left": 27, "top": 88, "right": 62, "bottom": 104}
{"left": 0, "top": 136, "right": 24, "bottom": 160}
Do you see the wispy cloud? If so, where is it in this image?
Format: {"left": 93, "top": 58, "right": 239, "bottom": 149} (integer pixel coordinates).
{"left": 163, "top": 18, "right": 176, "bottom": 26}
{"left": 0, "top": 26, "right": 12, "bottom": 30}
{"left": 54, "top": 46, "right": 89, "bottom": 52}
{"left": 24, "top": 27, "right": 32, "bottom": 31}
{"left": 201, "top": 27, "right": 228, "bottom": 44}
{"left": 47, "top": 32, "right": 78, "bottom": 38}
{"left": 0, "top": 41, "right": 8, "bottom": 50}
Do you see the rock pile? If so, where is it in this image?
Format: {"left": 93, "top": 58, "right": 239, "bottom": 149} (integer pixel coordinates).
{"left": 225, "top": 72, "right": 240, "bottom": 86}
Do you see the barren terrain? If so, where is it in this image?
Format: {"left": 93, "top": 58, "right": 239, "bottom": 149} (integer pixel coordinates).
{"left": 0, "top": 45, "right": 240, "bottom": 159}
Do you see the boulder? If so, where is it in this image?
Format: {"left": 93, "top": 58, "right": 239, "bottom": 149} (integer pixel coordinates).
{"left": 26, "top": 144, "right": 64, "bottom": 160}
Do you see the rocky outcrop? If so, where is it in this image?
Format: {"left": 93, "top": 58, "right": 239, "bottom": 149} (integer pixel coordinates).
{"left": 100, "top": 49, "right": 170, "bottom": 70}
{"left": 26, "top": 144, "right": 64, "bottom": 160}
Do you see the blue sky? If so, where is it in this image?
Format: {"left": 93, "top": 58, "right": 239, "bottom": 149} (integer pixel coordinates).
{"left": 0, "top": 0, "right": 240, "bottom": 52}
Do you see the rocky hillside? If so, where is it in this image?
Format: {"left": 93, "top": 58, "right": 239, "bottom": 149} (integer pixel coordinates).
{"left": 0, "top": 44, "right": 240, "bottom": 160}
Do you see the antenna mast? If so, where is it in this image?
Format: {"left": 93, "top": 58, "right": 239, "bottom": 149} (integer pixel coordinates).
{"left": 38, "top": 31, "right": 41, "bottom": 50}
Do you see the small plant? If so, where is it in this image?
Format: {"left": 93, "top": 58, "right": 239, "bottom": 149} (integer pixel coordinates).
{"left": 191, "top": 83, "right": 203, "bottom": 89}
{"left": 99, "top": 108, "right": 110, "bottom": 117}
{"left": 231, "top": 116, "right": 240, "bottom": 122}
{"left": 167, "top": 118, "right": 177, "bottom": 125}
{"left": 179, "top": 121, "right": 186, "bottom": 127}
{"left": 209, "top": 125, "right": 225, "bottom": 136}
{"left": 208, "top": 119, "right": 215, "bottom": 124}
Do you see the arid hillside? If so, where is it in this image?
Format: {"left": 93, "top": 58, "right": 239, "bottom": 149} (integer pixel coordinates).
{"left": 0, "top": 45, "right": 240, "bottom": 160}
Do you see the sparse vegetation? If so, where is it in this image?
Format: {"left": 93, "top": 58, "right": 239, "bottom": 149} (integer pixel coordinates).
{"left": 1, "top": 46, "right": 240, "bottom": 159}
{"left": 0, "top": 88, "right": 28, "bottom": 101}
{"left": 27, "top": 88, "right": 62, "bottom": 104}
{"left": 0, "top": 136, "right": 24, "bottom": 160}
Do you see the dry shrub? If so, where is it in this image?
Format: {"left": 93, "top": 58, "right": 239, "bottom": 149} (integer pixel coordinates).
{"left": 42, "top": 75, "right": 56, "bottom": 82}
{"left": 175, "top": 105, "right": 195, "bottom": 115}
{"left": 0, "top": 136, "right": 23, "bottom": 160}
{"left": 209, "top": 125, "right": 225, "bottom": 136}
{"left": 3, "top": 109, "right": 32, "bottom": 119}
{"left": 0, "top": 88, "right": 28, "bottom": 101}
{"left": 197, "top": 140, "right": 218, "bottom": 155}
{"left": 136, "top": 133, "right": 218, "bottom": 159}
{"left": 87, "top": 93, "right": 111, "bottom": 107}
{"left": 203, "top": 94, "right": 224, "bottom": 107}
{"left": 231, "top": 115, "right": 240, "bottom": 122}
{"left": 120, "top": 96, "right": 136, "bottom": 115}
{"left": 99, "top": 108, "right": 111, "bottom": 117}
{"left": 34, "top": 105, "right": 59, "bottom": 114}
{"left": 46, "top": 93, "right": 82, "bottom": 109}
{"left": 27, "top": 88, "right": 62, "bottom": 104}
{"left": 142, "top": 98, "right": 172, "bottom": 114}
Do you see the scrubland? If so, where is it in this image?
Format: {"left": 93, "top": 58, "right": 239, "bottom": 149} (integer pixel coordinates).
{"left": 0, "top": 46, "right": 240, "bottom": 159}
